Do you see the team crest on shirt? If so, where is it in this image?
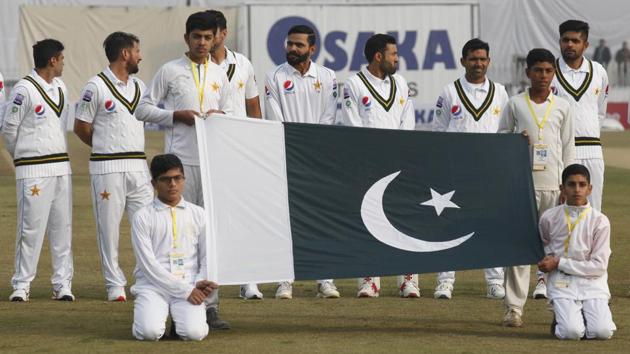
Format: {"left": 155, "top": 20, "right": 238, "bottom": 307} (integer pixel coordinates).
{"left": 451, "top": 104, "right": 462, "bottom": 118}
{"left": 34, "top": 104, "right": 46, "bottom": 116}
{"left": 332, "top": 79, "right": 338, "bottom": 98}
{"left": 104, "top": 99, "right": 116, "bottom": 113}
{"left": 13, "top": 93, "right": 24, "bottom": 106}
{"left": 283, "top": 80, "right": 295, "bottom": 93}
{"left": 82, "top": 90, "right": 93, "bottom": 102}
{"left": 436, "top": 96, "right": 444, "bottom": 108}
{"left": 362, "top": 96, "right": 372, "bottom": 109}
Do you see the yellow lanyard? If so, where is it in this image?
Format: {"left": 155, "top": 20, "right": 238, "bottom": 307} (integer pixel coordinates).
{"left": 525, "top": 93, "right": 554, "bottom": 142}
{"left": 170, "top": 207, "right": 179, "bottom": 249}
{"left": 190, "top": 58, "right": 208, "bottom": 112}
{"left": 562, "top": 206, "right": 590, "bottom": 256}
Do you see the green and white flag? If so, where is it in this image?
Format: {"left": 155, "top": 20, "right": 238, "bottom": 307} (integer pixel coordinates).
{"left": 197, "top": 115, "right": 542, "bottom": 285}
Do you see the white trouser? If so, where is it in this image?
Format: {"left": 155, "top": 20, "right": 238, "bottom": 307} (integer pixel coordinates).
{"left": 436, "top": 267, "right": 504, "bottom": 286}
{"left": 357, "top": 275, "right": 418, "bottom": 290}
{"left": 12, "top": 175, "right": 73, "bottom": 291}
{"left": 91, "top": 171, "right": 153, "bottom": 289}
{"left": 552, "top": 298, "right": 616, "bottom": 340}
{"left": 504, "top": 190, "right": 559, "bottom": 314}
{"left": 132, "top": 287, "right": 208, "bottom": 341}
{"left": 184, "top": 165, "right": 220, "bottom": 309}
{"left": 576, "top": 158, "right": 604, "bottom": 212}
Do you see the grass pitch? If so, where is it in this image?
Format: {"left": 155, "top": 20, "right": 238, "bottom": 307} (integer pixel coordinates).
{"left": 0, "top": 131, "right": 629, "bottom": 353}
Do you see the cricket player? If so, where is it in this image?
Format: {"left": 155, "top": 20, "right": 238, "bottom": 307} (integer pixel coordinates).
{"left": 264, "top": 24, "right": 340, "bottom": 300}
{"left": 131, "top": 154, "right": 217, "bottom": 341}
{"left": 498, "top": 48, "right": 575, "bottom": 327}
{"left": 74, "top": 32, "right": 152, "bottom": 302}
{"left": 1, "top": 39, "right": 74, "bottom": 302}
{"left": 538, "top": 164, "right": 616, "bottom": 340}
{"left": 341, "top": 33, "right": 418, "bottom": 298}
{"left": 535, "top": 20, "right": 610, "bottom": 301}
{"left": 432, "top": 38, "right": 509, "bottom": 300}
{"left": 135, "top": 11, "right": 233, "bottom": 330}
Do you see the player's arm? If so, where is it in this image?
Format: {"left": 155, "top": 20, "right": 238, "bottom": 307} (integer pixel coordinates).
{"left": 560, "top": 103, "right": 576, "bottom": 166}
{"left": 320, "top": 73, "right": 338, "bottom": 125}
{"left": 497, "top": 100, "right": 516, "bottom": 133}
{"left": 340, "top": 80, "right": 363, "bottom": 127}
{"left": 558, "top": 216, "right": 611, "bottom": 277}
{"left": 432, "top": 89, "right": 451, "bottom": 132}
{"left": 0, "top": 86, "right": 30, "bottom": 156}
{"left": 263, "top": 71, "right": 284, "bottom": 121}
{"left": 130, "top": 211, "right": 195, "bottom": 300}
{"left": 74, "top": 82, "right": 99, "bottom": 147}
{"left": 597, "top": 68, "right": 609, "bottom": 123}
{"left": 244, "top": 60, "right": 262, "bottom": 118}
{"left": 400, "top": 92, "right": 415, "bottom": 130}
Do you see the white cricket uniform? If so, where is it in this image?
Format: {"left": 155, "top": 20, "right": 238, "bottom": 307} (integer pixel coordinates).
{"left": 341, "top": 67, "right": 417, "bottom": 290}
{"left": 75, "top": 67, "right": 153, "bottom": 291}
{"left": 499, "top": 90, "right": 575, "bottom": 315}
{"left": 552, "top": 58, "right": 608, "bottom": 211}
{"left": 539, "top": 203, "right": 616, "bottom": 340}
{"left": 216, "top": 47, "right": 259, "bottom": 118}
{"left": 264, "top": 61, "right": 337, "bottom": 124}
{"left": 0, "top": 70, "right": 73, "bottom": 293}
{"left": 131, "top": 197, "right": 209, "bottom": 341}
{"left": 433, "top": 77, "right": 509, "bottom": 286}
{"left": 341, "top": 67, "right": 415, "bottom": 130}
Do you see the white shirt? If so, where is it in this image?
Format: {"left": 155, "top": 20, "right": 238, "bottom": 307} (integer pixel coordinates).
{"left": 75, "top": 67, "right": 148, "bottom": 175}
{"left": 433, "top": 76, "right": 509, "bottom": 133}
{"left": 498, "top": 91, "right": 575, "bottom": 190}
{"left": 131, "top": 197, "right": 207, "bottom": 300}
{"left": 264, "top": 61, "right": 337, "bottom": 124}
{"left": 552, "top": 57, "right": 608, "bottom": 159}
{"left": 215, "top": 47, "right": 258, "bottom": 118}
{"left": 540, "top": 203, "right": 611, "bottom": 300}
{"left": 136, "top": 55, "right": 235, "bottom": 166}
{"left": 1, "top": 70, "right": 71, "bottom": 179}
{"left": 341, "top": 66, "right": 415, "bottom": 130}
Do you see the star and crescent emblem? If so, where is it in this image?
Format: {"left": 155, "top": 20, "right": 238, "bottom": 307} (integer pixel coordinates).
{"left": 100, "top": 190, "right": 110, "bottom": 200}
{"left": 30, "top": 185, "right": 40, "bottom": 196}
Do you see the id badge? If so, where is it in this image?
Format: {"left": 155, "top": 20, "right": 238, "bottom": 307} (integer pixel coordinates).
{"left": 533, "top": 144, "right": 549, "bottom": 171}
{"left": 169, "top": 251, "right": 187, "bottom": 280}
{"left": 554, "top": 271, "right": 571, "bottom": 288}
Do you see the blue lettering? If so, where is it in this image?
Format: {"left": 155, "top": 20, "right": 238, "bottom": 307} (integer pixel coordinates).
{"left": 415, "top": 109, "right": 434, "bottom": 124}
{"left": 323, "top": 31, "right": 348, "bottom": 71}
{"left": 387, "top": 31, "right": 418, "bottom": 70}
{"left": 422, "top": 30, "right": 456, "bottom": 70}
{"left": 350, "top": 32, "right": 374, "bottom": 71}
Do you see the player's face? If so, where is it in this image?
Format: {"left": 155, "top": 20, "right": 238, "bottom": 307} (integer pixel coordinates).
{"left": 125, "top": 41, "right": 142, "bottom": 75}
{"left": 286, "top": 33, "right": 314, "bottom": 65}
{"left": 561, "top": 174, "right": 592, "bottom": 206}
{"left": 152, "top": 168, "right": 186, "bottom": 206}
{"left": 461, "top": 49, "right": 489, "bottom": 82}
{"left": 211, "top": 28, "right": 227, "bottom": 53}
{"left": 185, "top": 29, "right": 215, "bottom": 61}
{"left": 51, "top": 52, "right": 64, "bottom": 77}
{"left": 526, "top": 62, "right": 555, "bottom": 91}
{"left": 379, "top": 43, "right": 399, "bottom": 75}
{"left": 560, "top": 31, "right": 589, "bottom": 61}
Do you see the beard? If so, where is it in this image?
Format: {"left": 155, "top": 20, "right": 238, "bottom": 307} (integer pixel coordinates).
{"left": 286, "top": 51, "right": 309, "bottom": 66}
{"left": 128, "top": 62, "right": 139, "bottom": 75}
{"left": 380, "top": 61, "right": 397, "bottom": 76}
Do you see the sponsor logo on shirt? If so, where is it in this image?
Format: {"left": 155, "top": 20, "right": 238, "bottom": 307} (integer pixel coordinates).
{"left": 436, "top": 96, "right": 444, "bottom": 108}
{"left": 104, "top": 99, "right": 116, "bottom": 112}
{"left": 283, "top": 80, "right": 295, "bottom": 93}
{"left": 451, "top": 104, "right": 462, "bottom": 117}
{"left": 34, "top": 104, "right": 45, "bottom": 116}
{"left": 82, "top": 90, "right": 93, "bottom": 102}
{"left": 343, "top": 87, "right": 350, "bottom": 100}
{"left": 13, "top": 93, "right": 24, "bottom": 106}
{"left": 362, "top": 96, "right": 372, "bottom": 108}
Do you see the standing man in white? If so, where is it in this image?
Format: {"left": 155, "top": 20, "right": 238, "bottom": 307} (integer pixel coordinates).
{"left": 1, "top": 39, "right": 74, "bottom": 302}
{"left": 74, "top": 32, "right": 153, "bottom": 302}
{"left": 432, "top": 38, "right": 508, "bottom": 300}
{"left": 341, "top": 34, "right": 418, "bottom": 298}
{"left": 264, "top": 24, "right": 340, "bottom": 299}
{"left": 136, "top": 11, "right": 234, "bottom": 330}
{"left": 131, "top": 154, "right": 218, "bottom": 341}
{"left": 207, "top": 9, "right": 264, "bottom": 300}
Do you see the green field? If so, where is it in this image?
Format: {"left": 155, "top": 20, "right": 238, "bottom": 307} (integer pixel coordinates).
{"left": 0, "top": 131, "right": 628, "bottom": 353}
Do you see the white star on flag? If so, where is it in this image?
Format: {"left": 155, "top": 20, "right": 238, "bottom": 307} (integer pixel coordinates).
{"left": 420, "top": 188, "right": 460, "bottom": 216}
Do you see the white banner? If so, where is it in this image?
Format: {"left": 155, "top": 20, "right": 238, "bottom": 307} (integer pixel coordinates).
{"left": 249, "top": 3, "right": 478, "bottom": 130}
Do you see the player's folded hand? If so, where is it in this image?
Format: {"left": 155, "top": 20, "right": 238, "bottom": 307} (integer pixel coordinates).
{"left": 196, "top": 280, "right": 219, "bottom": 296}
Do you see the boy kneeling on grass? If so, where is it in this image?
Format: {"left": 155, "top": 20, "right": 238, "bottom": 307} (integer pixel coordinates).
{"left": 537, "top": 164, "right": 616, "bottom": 340}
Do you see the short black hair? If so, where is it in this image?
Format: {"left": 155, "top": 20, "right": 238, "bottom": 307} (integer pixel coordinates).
{"left": 206, "top": 10, "right": 227, "bottom": 30}
{"left": 287, "top": 25, "right": 316, "bottom": 46}
{"left": 562, "top": 164, "right": 591, "bottom": 184}
{"left": 526, "top": 48, "right": 555, "bottom": 68}
{"left": 32, "top": 39, "right": 64, "bottom": 69}
{"left": 150, "top": 154, "right": 184, "bottom": 180}
{"left": 364, "top": 34, "right": 396, "bottom": 63}
{"left": 186, "top": 11, "right": 218, "bottom": 35}
{"left": 462, "top": 38, "right": 489, "bottom": 58}
{"left": 559, "top": 20, "right": 589, "bottom": 40}
{"left": 103, "top": 32, "right": 139, "bottom": 63}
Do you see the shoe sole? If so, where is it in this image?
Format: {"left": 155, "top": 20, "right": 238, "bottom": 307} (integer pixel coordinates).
{"left": 10, "top": 297, "right": 27, "bottom": 302}
{"left": 317, "top": 293, "right": 340, "bottom": 298}
{"left": 275, "top": 295, "right": 292, "bottom": 299}
{"left": 357, "top": 293, "right": 378, "bottom": 298}
{"left": 435, "top": 294, "right": 451, "bottom": 299}
{"left": 401, "top": 293, "right": 420, "bottom": 298}
{"left": 240, "top": 295, "right": 263, "bottom": 300}
{"left": 108, "top": 296, "right": 126, "bottom": 302}
{"left": 55, "top": 295, "right": 75, "bottom": 301}
{"left": 533, "top": 294, "right": 547, "bottom": 299}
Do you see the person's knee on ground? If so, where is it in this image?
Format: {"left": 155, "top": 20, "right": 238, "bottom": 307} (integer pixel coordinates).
{"left": 133, "top": 320, "right": 165, "bottom": 341}
{"left": 555, "top": 319, "right": 585, "bottom": 340}
{"left": 175, "top": 321, "right": 209, "bottom": 341}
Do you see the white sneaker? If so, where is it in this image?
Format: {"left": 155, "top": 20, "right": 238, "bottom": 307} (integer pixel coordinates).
{"left": 317, "top": 281, "right": 340, "bottom": 298}
{"left": 357, "top": 278, "right": 379, "bottom": 298}
{"left": 486, "top": 284, "right": 505, "bottom": 299}
{"left": 52, "top": 287, "right": 75, "bottom": 301}
{"left": 399, "top": 280, "right": 421, "bottom": 298}
{"left": 9, "top": 288, "right": 29, "bottom": 302}
{"left": 240, "top": 284, "right": 263, "bottom": 300}
{"left": 107, "top": 286, "right": 127, "bottom": 302}
{"left": 532, "top": 279, "right": 547, "bottom": 299}
{"left": 434, "top": 282, "right": 453, "bottom": 299}
{"left": 503, "top": 309, "right": 523, "bottom": 327}
{"left": 275, "top": 281, "right": 293, "bottom": 299}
